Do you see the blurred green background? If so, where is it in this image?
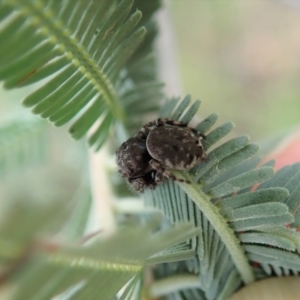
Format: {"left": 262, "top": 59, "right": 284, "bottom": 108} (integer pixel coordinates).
{"left": 170, "top": 0, "right": 300, "bottom": 140}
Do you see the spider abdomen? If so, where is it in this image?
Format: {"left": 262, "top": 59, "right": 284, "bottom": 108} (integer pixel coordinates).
{"left": 146, "top": 126, "right": 205, "bottom": 170}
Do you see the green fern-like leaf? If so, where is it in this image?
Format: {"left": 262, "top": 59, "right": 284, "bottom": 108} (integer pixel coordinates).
{"left": 142, "top": 96, "right": 300, "bottom": 300}
{"left": 0, "top": 195, "right": 199, "bottom": 300}
{"left": 0, "top": 0, "right": 162, "bottom": 149}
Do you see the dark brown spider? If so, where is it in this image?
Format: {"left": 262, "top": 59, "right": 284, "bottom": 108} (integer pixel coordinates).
{"left": 116, "top": 118, "right": 208, "bottom": 192}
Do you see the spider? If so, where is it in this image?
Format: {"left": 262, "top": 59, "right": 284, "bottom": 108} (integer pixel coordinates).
{"left": 116, "top": 118, "right": 208, "bottom": 192}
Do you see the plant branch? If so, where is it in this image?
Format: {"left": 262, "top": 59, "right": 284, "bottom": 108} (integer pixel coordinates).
{"left": 88, "top": 145, "right": 116, "bottom": 234}
{"left": 155, "top": 0, "right": 183, "bottom": 97}
{"left": 174, "top": 171, "right": 255, "bottom": 284}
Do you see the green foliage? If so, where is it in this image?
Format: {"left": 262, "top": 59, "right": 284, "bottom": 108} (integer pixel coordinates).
{"left": 0, "top": 196, "right": 199, "bottom": 300}
{"left": 0, "top": 0, "right": 162, "bottom": 149}
{"left": 0, "top": 115, "right": 46, "bottom": 175}
{"left": 259, "top": 162, "right": 300, "bottom": 226}
{"left": 1, "top": 1, "right": 300, "bottom": 300}
{"left": 143, "top": 96, "right": 300, "bottom": 299}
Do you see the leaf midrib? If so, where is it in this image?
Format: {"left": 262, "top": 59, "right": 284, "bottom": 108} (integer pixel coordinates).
{"left": 174, "top": 171, "right": 255, "bottom": 284}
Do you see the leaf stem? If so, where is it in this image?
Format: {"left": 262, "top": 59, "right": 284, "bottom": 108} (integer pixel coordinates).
{"left": 88, "top": 144, "right": 116, "bottom": 234}
{"left": 174, "top": 172, "right": 255, "bottom": 284}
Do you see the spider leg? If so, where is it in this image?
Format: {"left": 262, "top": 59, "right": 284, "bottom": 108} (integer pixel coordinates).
{"left": 197, "top": 132, "right": 206, "bottom": 139}
{"left": 145, "top": 171, "right": 157, "bottom": 190}
{"left": 156, "top": 118, "right": 206, "bottom": 139}
{"left": 154, "top": 172, "right": 165, "bottom": 185}
{"left": 149, "top": 159, "right": 190, "bottom": 184}
{"left": 136, "top": 118, "right": 206, "bottom": 140}
{"left": 128, "top": 177, "right": 147, "bottom": 192}
{"left": 156, "top": 118, "right": 188, "bottom": 127}
{"left": 128, "top": 171, "right": 159, "bottom": 191}
{"left": 135, "top": 120, "right": 157, "bottom": 140}
{"left": 201, "top": 148, "right": 209, "bottom": 162}
{"left": 148, "top": 181, "right": 157, "bottom": 190}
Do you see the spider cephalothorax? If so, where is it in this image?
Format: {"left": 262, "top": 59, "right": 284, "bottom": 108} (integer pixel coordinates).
{"left": 116, "top": 118, "right": 208, "bottom": 192}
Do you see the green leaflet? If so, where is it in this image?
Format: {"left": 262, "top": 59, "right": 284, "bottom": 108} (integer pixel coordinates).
{"left": 223, "top": 202, "right": 289, "bottom": 221}
{"left": 204, "top": 144, "right": 259, "bottom": 184}
{"left": 194, "top": 135, "right": 255, "bottom": 182}
{"left": 239, "top": 232, "right": 296, "bottom": 251}
{"left": 220, "top": 187, "right": 289, "bottom": 209}
{"left": 18, "top": 57, "right": 69, "bottom": 87}
{"left": 232, "top": 214, "right": 293, "bottom": 231}
{"left": 208, "top": 167, "right": 274, "bottom": 198}
{"left": 150, "top": 274, "right": 201, "bottom": 298}
{"left": 195, "top": 112, "right": 219, "bottom": 134}
{"left": 147, "top": 244, "right": 196, "bottom": 265}
{"left": 160, "top": 97, "right": 181, "bottom": 118}
{"left": 171, "top": 94, "right": 191, "bottom": 120}
{"left": 118, "top": 274, "right": 142, "bottom": 300}
{"left": 180, "top": 99, "right": 201, "bottom": 124}
{"left": 88, "top": 111, "right": 114, "bottom": 150}
{"left": 259, "top": 162, "right": 300, "bottom": 189}
{"left": 285, "top": 171, "right": 300, "bottom": 224}
{"left": 23, "top": 65, "right": 77, "bottom": 107}
{"left": 246, "top": 245, "right": 300, "bottom": 266}
{"left": 258, "top": 163, "right": 300, "bottom": 226}
{"left": 51, "top": 86, "right": 98, "bottom": 125}
{"left": 31, "top": 71, "right": 83, "bottom": 114}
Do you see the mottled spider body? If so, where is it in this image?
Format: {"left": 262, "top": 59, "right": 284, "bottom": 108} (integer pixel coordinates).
{"left": 116, "top": 137, "right": 152, "bottom": 178}
{"left": 116, "top": 118, "right": 207, "bottom": 192}
{"left": 146, "top": 126, "right": 205, "bottom": 170}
